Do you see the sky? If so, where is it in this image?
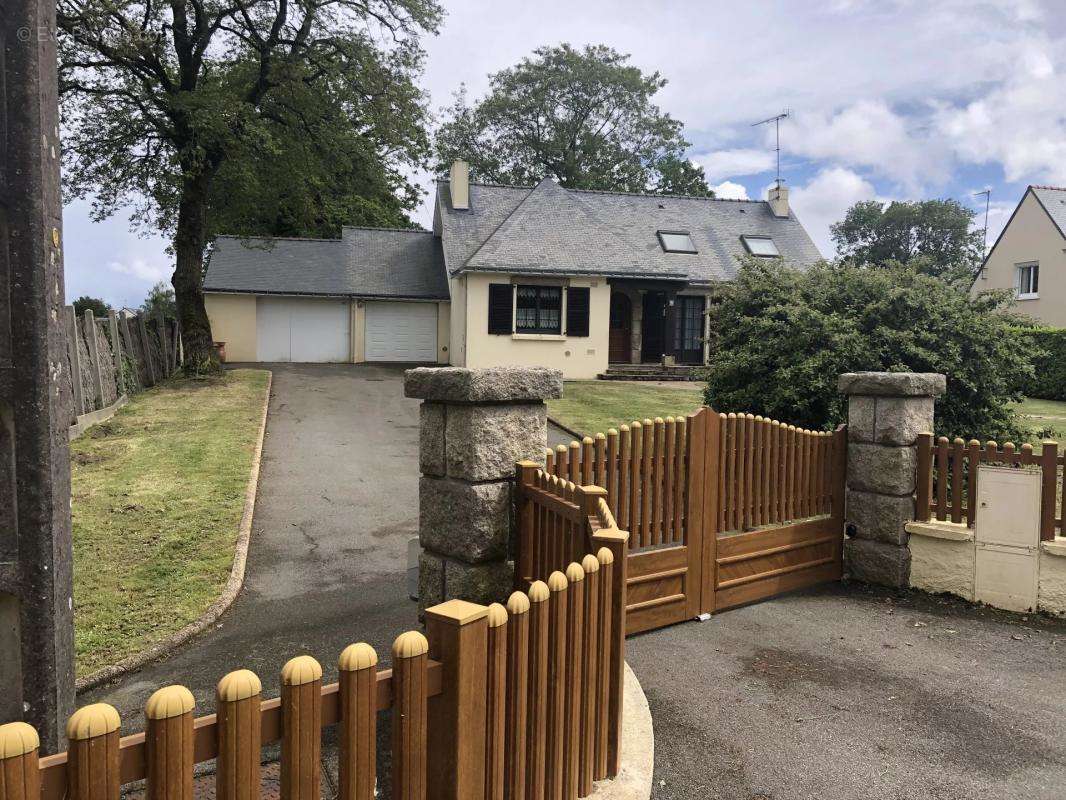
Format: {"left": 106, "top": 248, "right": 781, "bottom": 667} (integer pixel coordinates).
{"left": 62, "top": 0, "right": 1066, "bottom": 308}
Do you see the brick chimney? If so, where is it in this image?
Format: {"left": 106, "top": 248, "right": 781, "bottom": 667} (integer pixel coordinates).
{"left": 767, "top": 181, "right": 789, "bottom": 218}
{"left": 449, "top": 160, "right": 470, "bottom": 210}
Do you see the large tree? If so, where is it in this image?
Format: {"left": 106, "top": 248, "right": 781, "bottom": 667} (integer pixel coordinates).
{"left": 58, "top": 0, "right": 442, "bottom": 370}
{"left": 830, "top": 199, "right": 984, "bottom": 285}
{"left": 434, "top": 44, "right": 712, "bottom": 195}
{"left": 704, "top": 259, "right": 1032, "bottom": 441}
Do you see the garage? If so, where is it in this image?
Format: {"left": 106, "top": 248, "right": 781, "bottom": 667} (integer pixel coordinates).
{"left": 256, "top": 296, "right": 350, "bottom": 362}
{"left": 364, "top": 301, "right": 437, "bottom": 362}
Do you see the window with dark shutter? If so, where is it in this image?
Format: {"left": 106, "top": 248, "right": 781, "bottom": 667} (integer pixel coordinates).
{"left": 566, "top": 287, "right": 590, "bottom": 337}
{"left": 487, "top": 283, "right": 513, "bottom": 334}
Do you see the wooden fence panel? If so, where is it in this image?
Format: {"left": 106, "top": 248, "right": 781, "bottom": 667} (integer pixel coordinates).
{"left": 144, "top": 686, "right": 194, "bottom": 800}
{"left": 338, "top": 645, "right": 376, "bottom": 800}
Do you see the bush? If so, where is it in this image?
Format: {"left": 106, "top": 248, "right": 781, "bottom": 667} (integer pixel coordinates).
{"left": 703, "top": 260, "right": 1032, "bottom": 441}
{"left": 1015, "top": 327, "right": 1066, "bottom": 401}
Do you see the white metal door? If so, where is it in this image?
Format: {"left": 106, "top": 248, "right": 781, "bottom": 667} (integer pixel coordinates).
{"left": 256, "top": 297, "right": 350, "bottom": 362}
{"left": 974, "top": 465, "right": 1039, "bottom": 612}
{"left": 364, "top": 302, "right": 437, "bottom": 362}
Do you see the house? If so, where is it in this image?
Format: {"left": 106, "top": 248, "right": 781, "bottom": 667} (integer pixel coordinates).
{"left": 974, "top": 185, "right": 1066, "bottom": 327}
{"left": 204, "top": 161, "right": 823, "bottom": 377}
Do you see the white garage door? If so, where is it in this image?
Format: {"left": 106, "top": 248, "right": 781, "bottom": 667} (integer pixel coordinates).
{"left": 365, "top": 302, "right": 437, "bottom": 362}
{"left": 256, "top": 297, "right": 350, "bottom": 362}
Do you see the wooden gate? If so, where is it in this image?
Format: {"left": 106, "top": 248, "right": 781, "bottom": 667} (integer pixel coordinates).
{"left": 531, "top": 406, "right": 846, "bottom": 634}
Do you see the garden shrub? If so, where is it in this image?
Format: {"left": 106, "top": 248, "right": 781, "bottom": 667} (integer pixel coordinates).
{"left": 703, "top": 260, "right": 1033, "bottom": 441}
{"left": 1015, "top": 327, "right": 1066, "bottom": 401}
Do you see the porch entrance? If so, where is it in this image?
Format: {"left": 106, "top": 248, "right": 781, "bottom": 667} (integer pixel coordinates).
{"left": 608, "top": 292, "right": 632, "bottom": 363}
{"left": 639, "top": 291, "right": 705, "bottom": 365}
{"left": 525, "top": 406, "right": 847, "bottom": 635}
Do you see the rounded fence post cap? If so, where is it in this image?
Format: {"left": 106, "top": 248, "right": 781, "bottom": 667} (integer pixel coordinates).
{"left": 595, "top": 432, "right": 606, "bottom": 441}
{"left": 547, "top": 570, "right": 568, "bottom": 592}
{"left": 66, "top": 704, "right": 121, "bottom": 740}
{"left": 339, "top": 642, "right": 378, "bottom": 671}
{"left": 145, "top": 685, "right": 195, "bottom": 720}
{"left": 281, "top": 655, "right": 323, "bottom": 686}
{"left": 217, "top": 669, "right": 262, "bottom": 702}
{"left": 392, "top": 630, "right": 429, "bottom": 659}
{"left": 528, "top": 580, "right": 550, "bottom": 602}
{"left": 581, "top": 553, "right": 600, "bottom": 573}
{"left": 583, "top": 436, "right": 594, "bottom": 445}
{"left": 565, "top": 562, "right": 585, "bottom": 582}
{"left": 607, "top": 428, "right": 618, "bottom": 436}
{"left": 487, "top": 603, "right": 508, "bottom": 627}
{"left": 506, "top": 590, "right": 531, "bottom": 614}
{"left": 597, "top": 546, "right": 615, "bottom": 565}
{"left": 0, "top": 722, "right": 39, "bottom": 757}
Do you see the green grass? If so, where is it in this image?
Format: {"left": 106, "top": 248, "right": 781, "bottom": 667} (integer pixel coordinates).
{"left": 1015, "top": 397, "right": 1066, "bottom": 445}
{"left": 70, "top": 369, "right": 270, "bottom": 676}
{"left": 548, "top": 381, "right": 704, "bottom": 438}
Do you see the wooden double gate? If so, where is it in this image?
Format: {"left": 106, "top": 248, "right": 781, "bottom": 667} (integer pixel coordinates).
{"left": 521, "top": 407, "right": 847, "bottom": 635}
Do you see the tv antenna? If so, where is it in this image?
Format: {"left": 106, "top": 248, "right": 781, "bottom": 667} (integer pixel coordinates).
{"left": 752, "top": 109, "right": 791, "bottom": 185}
{"left": 973, "top": 189, "right": 991, "bottom": 258}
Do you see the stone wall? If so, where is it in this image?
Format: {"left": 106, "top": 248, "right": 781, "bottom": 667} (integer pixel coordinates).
{"left": 838, "top": 372, "right": 946, "bottom": 587}
{"left": 406, "top": 366, "right": 562, "bottom": 611}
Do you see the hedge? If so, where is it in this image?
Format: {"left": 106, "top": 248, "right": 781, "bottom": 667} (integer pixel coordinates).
{"left": 1017, "top": 327, "right": 1066, "bottom": 401}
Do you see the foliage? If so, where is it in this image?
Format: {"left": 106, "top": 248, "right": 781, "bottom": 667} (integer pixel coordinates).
{"left": 434, "top": 44, "right": 707, "bottom": 195}
{"left": 140, "top": 281, "right": 177, "bottom": 320}
{"left": 830, "top": 199, "right": 984, "bottom": 285}
{"left": 703, "top": 259, "right": 1033, "bottom": 441}
{"left": 58, "top": 0, "right": 442, "bottom": 368}
{"left": 73, "top": 295, "right": 111, "bottom": 318}
{"left": 1014, "top": 327, "right": 1066, "bottom": 401}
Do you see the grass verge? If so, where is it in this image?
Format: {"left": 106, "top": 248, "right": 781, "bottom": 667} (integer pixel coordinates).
{"left": 548, "top": 380, "right": 704, "bottom": 438}
{"left": 70, "top": 369, "right": 270, "bottom": 676}
{"left": 1015, "top": 397, "right": 1066, "bottom": 445}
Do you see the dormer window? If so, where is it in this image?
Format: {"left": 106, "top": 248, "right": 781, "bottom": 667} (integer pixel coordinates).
{"left": 741, "top": 235, "right": 780, "bottom": 257}
{"left": 657, "top": 230, "right": 698, "bottom": 254}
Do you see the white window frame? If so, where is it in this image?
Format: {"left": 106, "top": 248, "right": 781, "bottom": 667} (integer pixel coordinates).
{"left": 1016, "top": 262, "right": 1039, "bottom": 300}
{"left": 741, "top": 235, "right": 781, "bottom": 258}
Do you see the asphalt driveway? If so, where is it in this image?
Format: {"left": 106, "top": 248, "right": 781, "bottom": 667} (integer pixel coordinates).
{"left": 627, "top": 581, "right": 1066, "bottom": 800}
{"left": 82, "top": 364, "right": 422, "bottom": 723}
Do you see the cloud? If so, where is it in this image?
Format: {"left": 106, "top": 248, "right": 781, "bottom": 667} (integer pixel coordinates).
{"left": 790, "top": 167, "right": 879, "bottom": 257}
{"left": 695, "top": 149, "right": 774, "bottom": 182}
{"left": 711, "top": 181, "right": 750, "bottom": 200}
{"left": 107, "top": 259, "right": 170, "bottom": 283}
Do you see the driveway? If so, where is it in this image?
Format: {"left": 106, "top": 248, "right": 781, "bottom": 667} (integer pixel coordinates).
{"left": 628, "top": 581, "right": 1066, "bottom": 800}
{"left": 82, "top": 364, "right": 422, "bottom": 724}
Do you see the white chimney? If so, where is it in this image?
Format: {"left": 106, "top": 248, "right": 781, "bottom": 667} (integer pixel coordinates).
{"left": 449, "top": 160, "right": 470, "bottom": 210}
{"left": 767, "top": 181, "right": 789, "bottom": 218}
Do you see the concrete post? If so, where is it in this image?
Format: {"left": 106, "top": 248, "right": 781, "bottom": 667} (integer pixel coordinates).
{"left": 405, "top": 367, "right": 562, "bottom": 612}
{"left": 838, "top": 372, "right": 946, "bottom": 588}
{"left": 1, "top": 0, "right": 77, "bottom": 750}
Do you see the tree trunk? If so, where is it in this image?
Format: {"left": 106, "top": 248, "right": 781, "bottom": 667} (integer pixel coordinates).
{"left": 172, "top": 165, "right": 219, "bottom": 373}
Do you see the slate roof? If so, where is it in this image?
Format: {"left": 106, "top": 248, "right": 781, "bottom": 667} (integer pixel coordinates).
{"left": 1032, "top": 186, "right": 1066, "bottom": 239}
{"left": 436, "top": 178, "right": 823, "bottom": 286}
{"left": 203, "top": 228, "right": 448, "bottom": 300}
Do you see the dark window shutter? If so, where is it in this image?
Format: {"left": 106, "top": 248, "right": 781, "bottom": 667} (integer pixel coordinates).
{"left": 488, "top": 283, "right": 513, "bottom": 334}
{"left": 566, "top": 287, "right": 590, "bottom": 337}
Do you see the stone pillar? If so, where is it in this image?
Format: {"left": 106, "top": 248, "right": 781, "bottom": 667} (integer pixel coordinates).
{"left": 405, "top": 367, "right": 562, "bottom": 612}
{"left": 1, "top": 0, "right": 77, "bottom": 750}
{"left": 838, "top": 372, "right": 945, "bottom": 588}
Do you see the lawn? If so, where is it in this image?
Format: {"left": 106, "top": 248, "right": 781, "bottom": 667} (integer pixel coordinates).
{"left": 548, "top": 380, "right": 704, "bottom": 438}
{"left": 1015, "top": 397, "right": 1066, "bottom": 445}
{"left": 70, "top": 369, "right": 270, "bottom": 676}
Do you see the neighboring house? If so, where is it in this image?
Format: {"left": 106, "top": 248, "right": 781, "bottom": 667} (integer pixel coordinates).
{"left": 975, "top": 185, "right": 1066, "bottom": 327}
{"left": 204, "top": 161, "right": 822, "bottom": 377}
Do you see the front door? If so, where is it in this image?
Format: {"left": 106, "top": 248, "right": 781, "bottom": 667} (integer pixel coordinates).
{"left": 608, "top": 292, "right": 632, "bottom": 363}
{"left": 641, "top": 292, "right": 667, "bottom": 362}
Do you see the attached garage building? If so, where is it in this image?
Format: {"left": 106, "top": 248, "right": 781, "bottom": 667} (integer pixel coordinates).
{"left": 203, "top": 228, "right": 450, "bottom": 364}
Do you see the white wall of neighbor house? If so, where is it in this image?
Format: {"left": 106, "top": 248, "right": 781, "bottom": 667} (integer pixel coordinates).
{"left": 436, "top": 302, "right": 450, "bottom": 364}
{"left": 448, "top": 275, "right": 467, "bottom": 366}
{"left": 976, "top": 190, "right": 1066, "bottom": 327}
{"left": 463, "top": 271, "right": 610, "bottom": 379}
{"left": 205, "top": 293, "right": 258, "bottom": 362}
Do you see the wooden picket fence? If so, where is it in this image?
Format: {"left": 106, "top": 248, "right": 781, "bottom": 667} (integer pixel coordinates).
{"left": 0, "top": 538, "right": 627, "bottom": 800}
{"left": 536, "top": 409, "right": 846, "bottom": 633}
{"left": 916, "top": 433, "right": 1063, "bottom": 540}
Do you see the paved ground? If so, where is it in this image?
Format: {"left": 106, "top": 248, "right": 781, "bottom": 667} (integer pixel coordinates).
{"left": 82, "top": 364, "right": 421, "bottom": 726}
{"left": 627, "top": 581, "right": 1066, "bottom": 800}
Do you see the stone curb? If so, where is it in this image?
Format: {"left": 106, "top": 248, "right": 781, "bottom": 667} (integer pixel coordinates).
{"left": 76, "top": 370, "right": 273, "bottom": 693}
{"left": 589, "top": 662, "right": 654, "bottom": 800}
{"left": 69, "top": 393, "right": 129, "bottom": 440}
{"left": 548, "top": 415, "right": 586, "bottom": 443}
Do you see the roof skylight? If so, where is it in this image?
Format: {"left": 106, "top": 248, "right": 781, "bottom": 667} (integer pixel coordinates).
{"left": 657, "top": 230, "right": 698, "bottom": 254}
{"left": 741, "top": 235, "right": 780, "bottom": 257}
